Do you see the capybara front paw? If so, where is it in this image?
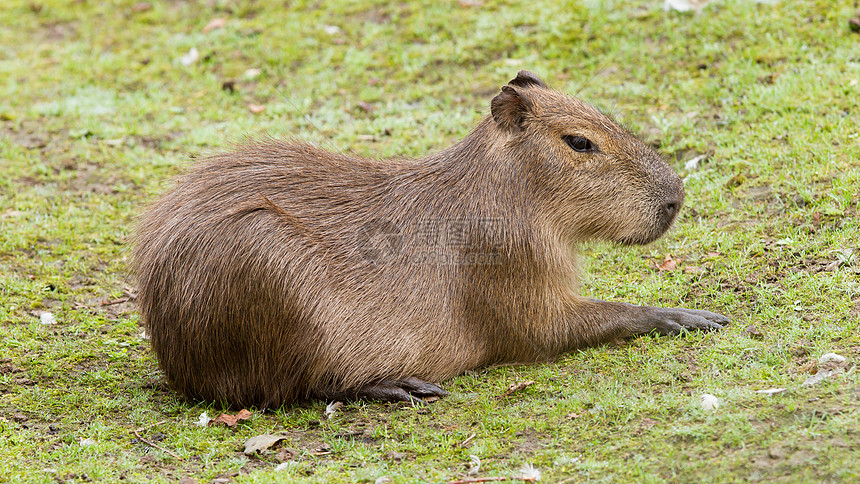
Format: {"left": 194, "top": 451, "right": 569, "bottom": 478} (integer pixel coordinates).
{"left": 646, "top": 307, "right": 729, "bottom": 335}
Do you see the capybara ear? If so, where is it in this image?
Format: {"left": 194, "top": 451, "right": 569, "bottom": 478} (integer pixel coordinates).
{"left": 491, "top": 85, "right": 533, "bottom": 132}
{"left": 508, "top": 70, "right": 547, "bottom": 89}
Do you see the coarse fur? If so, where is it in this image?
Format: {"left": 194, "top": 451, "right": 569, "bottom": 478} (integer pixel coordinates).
{"left": 134, "top": 71, "right": 727, "bottom": 408}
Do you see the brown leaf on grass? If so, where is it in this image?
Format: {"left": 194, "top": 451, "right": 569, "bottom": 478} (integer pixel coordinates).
{"left": 656, "top": 254, "right": 677, "bottom": 272}
{"left": 742, "top": 325, "right": 764, "bottom": 339}
{"left": 706, "top": 251, "right": 722, "bottom": 258}
{"left": 498, "top": 380, "right": 536, "bottom": 399}
{"left": 243, "top": 434, "right": 287, "bottom": 454}
{"left": 131, "top": 2, "right": 152, "bottom": 13}
{"left": 212, "top": 409, "right": 252, "bottom": 427}
{"left": 357, "top": 101, "right": 375, "bottom": 113}
{"left": 812, "top": 211, "right": 821, "bottom": 226}
{"left": 203, "top": 18, "right": 227, "bottom": 33}
{"left": 683, "top": 265, "right": 705, "bottom": 274}
{"left": 248, "top": 104, "right": 265, "bottom": 114}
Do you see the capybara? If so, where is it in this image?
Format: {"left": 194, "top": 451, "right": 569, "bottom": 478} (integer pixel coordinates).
{"left": 134, "top": 71, "right": 728, "bottom": 408}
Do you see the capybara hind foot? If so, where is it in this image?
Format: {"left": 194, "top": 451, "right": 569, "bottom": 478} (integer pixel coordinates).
{"left": 323, "top": 377, "right": 448, "bottom": 403}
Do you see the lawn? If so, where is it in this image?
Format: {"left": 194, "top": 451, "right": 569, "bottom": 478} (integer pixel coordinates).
{"left": 1, "top": 0, "right": 858, "bottom": 482}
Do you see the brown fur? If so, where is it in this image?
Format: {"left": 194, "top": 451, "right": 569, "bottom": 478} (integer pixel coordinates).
{"left": 134, "top": 71, "right": 725, "bottom": 408}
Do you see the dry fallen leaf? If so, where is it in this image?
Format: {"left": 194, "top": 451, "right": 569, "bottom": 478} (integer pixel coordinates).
{"left": 212, "top": 409, "right": 252, "bottom": 427}
{"left": 131, "top": 2, "right": 152, "bottom": 13}
{"left": 656, "top": 254, "right": 677, "bottom": 272}
{"left": 243, "top": 434, "right": 288, "bottom": 455}
{"left": 203, "top": 18, "right": 227, "bottom": 33}
{"left": 248, "top": 104, "right": 265, "bottom": 114}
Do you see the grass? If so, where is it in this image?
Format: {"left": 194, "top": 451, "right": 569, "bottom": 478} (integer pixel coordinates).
{"left": 1, "top": 0, "right": 859, "bottom": 482}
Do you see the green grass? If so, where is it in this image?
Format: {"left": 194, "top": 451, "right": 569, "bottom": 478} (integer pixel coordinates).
{"left": 1, "top": 0, "right": 859, "bottom": 482}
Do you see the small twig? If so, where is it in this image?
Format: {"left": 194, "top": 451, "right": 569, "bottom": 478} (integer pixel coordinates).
{"left": 498, "top": 380, "right": 536, "bottom": 399}
{"left": 131, "top": 421, "right": 183, "bottom": 460}
{"left": 101, "top": 297, "right": 130, "bottom": 306}
{"left": 458, "top": 433, "right": 476, "bottom": 447}
{"left": 448, "top": 477, "right": 508, "bottom": 484}
{"left": 134, "top": 419, "right": 169, "bottom": 433}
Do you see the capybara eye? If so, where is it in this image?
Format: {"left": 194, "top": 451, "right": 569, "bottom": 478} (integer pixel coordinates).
{"left": 563, "top": 135, "right": 595, "bottom": 153}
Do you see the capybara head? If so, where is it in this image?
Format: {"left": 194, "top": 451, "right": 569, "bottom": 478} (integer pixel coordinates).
{"left": 490, "top": 71, "right": 684, "bottom": 245}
